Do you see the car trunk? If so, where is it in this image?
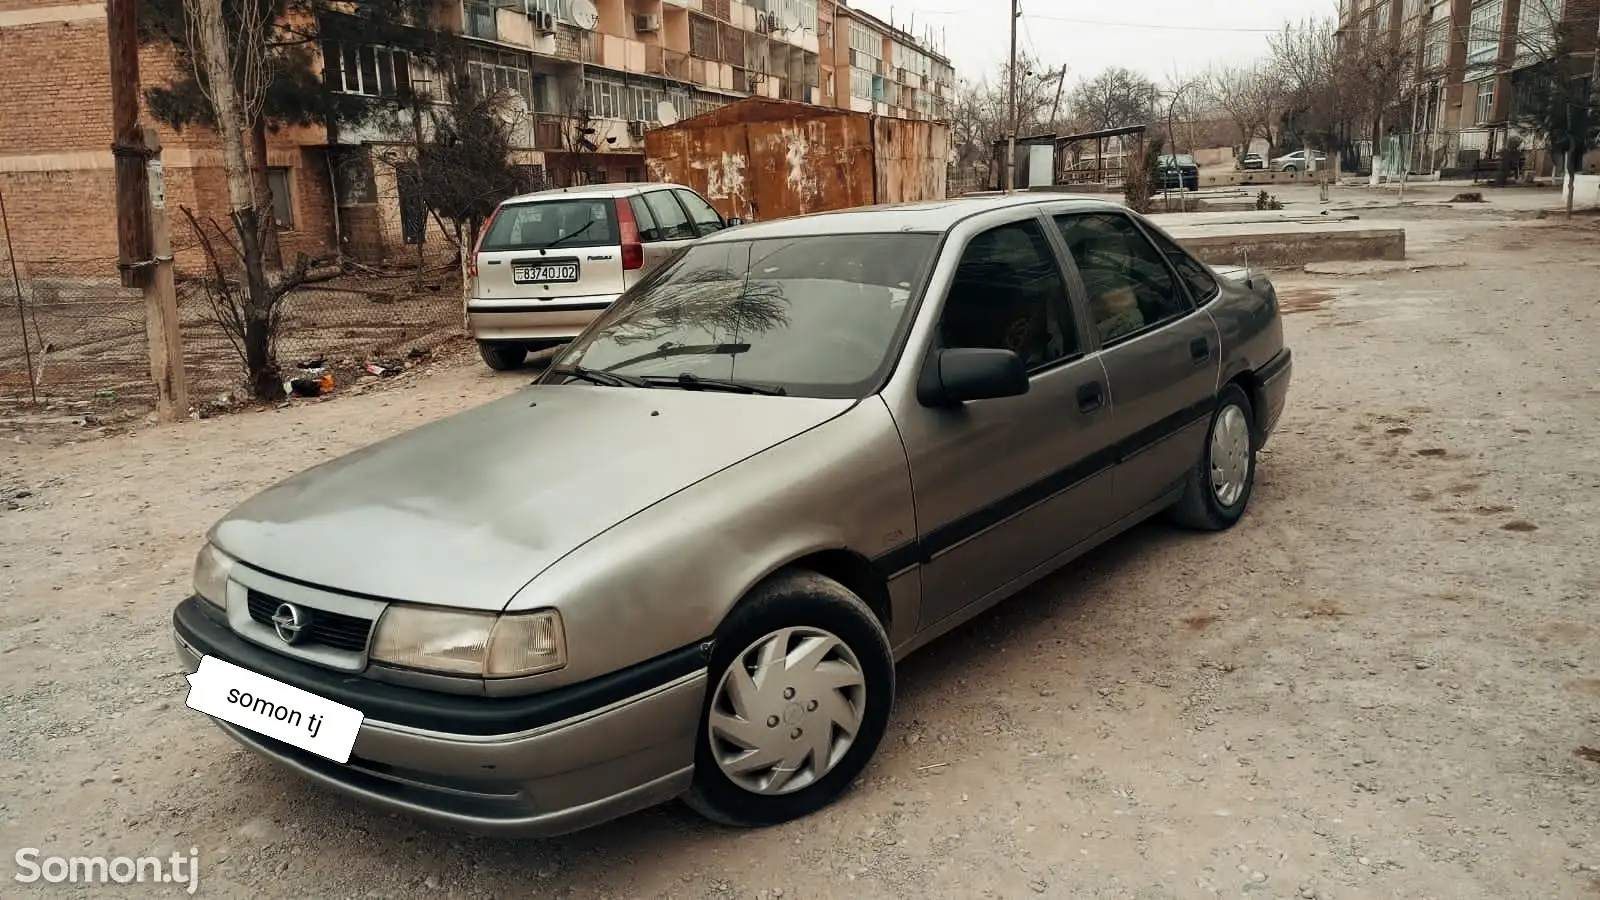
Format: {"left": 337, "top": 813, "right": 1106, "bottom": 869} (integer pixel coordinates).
{"left": 473, "top": 197, "right": 626, "bottom": 304}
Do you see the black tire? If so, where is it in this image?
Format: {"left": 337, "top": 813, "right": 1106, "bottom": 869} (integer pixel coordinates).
{"left": 477, "top": 341, "right": 527, "bottom": 371}
{"left": 684, "top": 569, "right": 894, "bottom": 829}
{"left": 1282, "top": 164, "right": 1298, "bottom": 173}
{"left": 1169, "top": 383, "right": 1257, "bottom": 531}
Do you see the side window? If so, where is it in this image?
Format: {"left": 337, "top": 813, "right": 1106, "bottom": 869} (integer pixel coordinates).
{"left": 629, "top": 195, "right": 662, "bottom": 242}
{"left": 642, "top": 190, "right": 697, "bottom": 240}
{"left": 937, "top": 219, "right": 1076, "bottom": 371}
{"left": 1053, "top": 212, "right": 1191, "bottom": 345}
{"left": 675, "top": 189, "right": 725, "bottom": 234}
{"left": 1141, "top": 222, "right": 1220, "bottom": 303}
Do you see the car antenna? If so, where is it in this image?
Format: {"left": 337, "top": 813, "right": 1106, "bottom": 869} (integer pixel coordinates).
{"left": 1241, "top": 248, "right": 1254, "bottom": 290}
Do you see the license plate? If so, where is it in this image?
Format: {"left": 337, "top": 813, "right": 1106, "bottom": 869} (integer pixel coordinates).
{"left": 184, "top": 654, "right": 365, "bottom": 763}
{"left": 513, "top": 261, "right": 580, "bottom": 284}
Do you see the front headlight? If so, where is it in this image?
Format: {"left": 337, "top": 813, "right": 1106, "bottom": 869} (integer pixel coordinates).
{"left": 192, "top": 543, "right": 234, "bottom": 610}
{"left": 369, "top": 606, "right": 567, "bottom": 678}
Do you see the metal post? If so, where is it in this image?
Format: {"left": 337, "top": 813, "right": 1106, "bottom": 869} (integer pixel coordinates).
{"left": 140, "top": 125, "right": 188, "bottom": 423}
{"left": 1005, "top": 0, "right": 1019, "bottom": 193}
{"left": 0, "top": 185, "right": 37, "bottom": 403}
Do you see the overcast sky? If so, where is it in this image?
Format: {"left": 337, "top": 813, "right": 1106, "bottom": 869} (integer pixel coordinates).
{"left": 848, "top": 0, "right": 1339, "bottom": 87}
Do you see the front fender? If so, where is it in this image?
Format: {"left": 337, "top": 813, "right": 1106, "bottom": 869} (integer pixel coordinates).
{"left": 515, "top": 398, "right": 918, "bottom": 684}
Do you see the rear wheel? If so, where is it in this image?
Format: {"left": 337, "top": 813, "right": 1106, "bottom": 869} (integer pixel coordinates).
{"left": 1169, "top": 384, "right": 1257, "bottom": 531}
{"left": 684, "top": 570, "right": 894, "bottom": 828}
{"left": 477, "top": 341, "right": 527, "bottom": 371}
{"left": 1282, "top": 164, "right": 1299, "bottom": 173}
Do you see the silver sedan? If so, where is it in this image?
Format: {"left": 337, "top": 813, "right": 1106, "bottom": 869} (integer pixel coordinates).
{"left": 172, "top": 194, "right": 1292, "bottom": 837}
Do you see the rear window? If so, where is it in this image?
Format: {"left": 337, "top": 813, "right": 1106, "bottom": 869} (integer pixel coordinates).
{"left": 480, "top": 199, "right": 619, "bottom": 252}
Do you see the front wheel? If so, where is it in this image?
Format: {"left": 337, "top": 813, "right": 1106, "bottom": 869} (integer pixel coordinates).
{"left": 684, "top": 570, "right": 894, "bottom": 828}
{"left": 1169, "top": 384, "right": 1257, "bottom": 531}
{"left": 1281, "top": 164, "right": 1299, "bottom": 173}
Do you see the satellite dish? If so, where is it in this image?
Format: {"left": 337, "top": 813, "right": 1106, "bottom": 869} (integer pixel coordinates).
{"left": 780, "top": 12, "right": 801, "bottom": 31}
{"left": 657, "top": 101, "right": 679, "bottom": 126}
{"left": 567, "top": 0, "right": 599, "bottom": 30}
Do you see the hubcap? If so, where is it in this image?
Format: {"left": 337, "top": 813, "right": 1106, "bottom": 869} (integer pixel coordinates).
{"left": 1210, "top": 403, "right": 1251, "bottom": 507}
{"left": 707, "top": 626, "right": 868, "bottom": 796}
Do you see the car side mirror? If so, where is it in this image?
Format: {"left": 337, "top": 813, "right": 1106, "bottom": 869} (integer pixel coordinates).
{"left": 725, "top": 217, "right": 744, "bottom": 227}
{"left": 917, "top": 348, "right": 1029, "bottom": 407}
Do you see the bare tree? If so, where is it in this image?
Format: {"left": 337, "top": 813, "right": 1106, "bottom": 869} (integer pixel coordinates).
{"left": 1504, "top": 0, "right": 1600, "bottom": 213}
{"left": 947, "top": 53, "right": 1061, "bottom": 185}
{"left": 1203, "top": 63, "right": 1280, "bottom": 155}
{"left": 1068, "top": 67, "right": 1159, "bottom": 133}
{"left": 186, "top": 0, "right": 282, "bottom": 398}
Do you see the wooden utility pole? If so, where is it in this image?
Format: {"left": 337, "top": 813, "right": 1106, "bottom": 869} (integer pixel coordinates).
{"left": 1005, "top": 0, "right": 1019, "bottom": 193}
{"left": 142, "top": 125, "right": 189, "bottom": 422}
{"left": 106, "top": 0, "right": 150, "bottom": 290}
{"left": 106, "top": 0, "right": 188, "bottom": 421}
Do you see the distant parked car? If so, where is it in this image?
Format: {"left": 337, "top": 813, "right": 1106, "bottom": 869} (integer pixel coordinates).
{"left": 468, "top": 183, "right": 741, "bottom": 371}
{"left": 1239, "top": 153, "right": 1266, "bottom": 171}
{"left": 1271, "top": 150, "right": 1327, "bottom": 172}
{"left": 1157, "top": 154, "right": 1200, "bottom": 191}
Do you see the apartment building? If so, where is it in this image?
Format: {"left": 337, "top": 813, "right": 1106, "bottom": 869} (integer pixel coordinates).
{"left": 1337, "top": 0, "right": 1599, "bottom": 175}
{"left": 0, "top": 0, "right": 954, "bottom": 269}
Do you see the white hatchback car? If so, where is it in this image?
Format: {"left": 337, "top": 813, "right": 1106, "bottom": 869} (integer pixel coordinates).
{"left": 467, "top": 183, "right": 740, "bottom": 370}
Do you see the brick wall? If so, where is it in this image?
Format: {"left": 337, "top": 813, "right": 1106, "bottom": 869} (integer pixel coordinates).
{"left": 0, "top": 9, "right": 334, "bottom": 272}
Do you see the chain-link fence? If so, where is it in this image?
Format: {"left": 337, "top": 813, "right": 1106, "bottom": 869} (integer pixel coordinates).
{"left": 1, "top": 201, "right": 464, "bottom": 421}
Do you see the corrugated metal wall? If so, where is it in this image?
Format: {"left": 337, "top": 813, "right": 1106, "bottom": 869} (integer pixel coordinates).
{"left": 645, "top": 99, "right": 950, "bottom": 223}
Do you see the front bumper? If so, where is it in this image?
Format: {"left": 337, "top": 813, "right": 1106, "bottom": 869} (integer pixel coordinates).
{"left": 172, "top": 597, "right": 707, "bottom": 837}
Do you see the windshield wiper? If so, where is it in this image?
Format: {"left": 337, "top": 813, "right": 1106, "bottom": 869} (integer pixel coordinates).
{"left": 539, "top": 220, "right": 596, "bottom": 250}
{"left": 642, "top": 372, "right": 787, "bottom": 396}
{"left": 549, "top": 364, "right": 652, "bottom": 388}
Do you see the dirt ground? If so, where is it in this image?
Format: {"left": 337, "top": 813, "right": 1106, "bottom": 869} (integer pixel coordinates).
{"left": 2, "top": 200, "right": 1598, "bottom": 899}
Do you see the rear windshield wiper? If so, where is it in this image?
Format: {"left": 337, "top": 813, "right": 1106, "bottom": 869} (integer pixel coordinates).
{"left": 548, "top": 364, "right": 652, "bottom": 388}
{"left": 642, "top": 372, "right": 787, "bottom": 396}
{"left": 539, "top": 220, "right": 596, "bottom": 250}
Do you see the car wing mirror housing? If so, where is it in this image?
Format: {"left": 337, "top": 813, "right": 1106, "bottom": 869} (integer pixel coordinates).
{"left": 725, "top": 216, "right": 744, "bottom": 227}
{"left": 917, "top": 347, "right": 1029, "bottom": 407}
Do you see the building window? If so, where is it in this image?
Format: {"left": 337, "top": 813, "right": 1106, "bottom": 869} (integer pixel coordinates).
{"left": 467, "top": 47, "right": 532, "bottom": 108}
{"left": 464, "top": 0, "right": 496, "bottom": 40}
{"left": 267, "top": 168, "right": 294, "bottom": 230}
{"left": 849, "top": 22, "right": 879, "bottom": 59}
{"left": 850, "top": 66, "right": 872, "bottom": 100}
{"left": 690, "top": 14, "right": 719, "bottom": 59}
{"left": 1424, "top": 18, "right": 1448, "bottom": 69}
{"left": 1466, "top": 0, "right": 1504, "bottom": 68}
{"left": 323, "top": 42, "right": 412, "bottom": 97}
{"left": 1474, "top": 77, "right": 1495, "bottom": 123}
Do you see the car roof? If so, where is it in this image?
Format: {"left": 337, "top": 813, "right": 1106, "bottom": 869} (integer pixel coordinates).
{"left": 499, "top": 182, "right": 680, "bottom": 205}
{"left": 699, "top": 193, "right": 1129, "bottom": 241}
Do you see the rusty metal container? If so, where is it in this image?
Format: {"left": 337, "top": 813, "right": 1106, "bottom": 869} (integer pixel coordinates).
{"left": 645, "top": 98, "right": 950, "bottom": 222}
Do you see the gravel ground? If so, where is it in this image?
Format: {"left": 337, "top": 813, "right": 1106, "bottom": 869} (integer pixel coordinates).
{"left": 1, "top": 208, "right": 1597, "bottom": 899}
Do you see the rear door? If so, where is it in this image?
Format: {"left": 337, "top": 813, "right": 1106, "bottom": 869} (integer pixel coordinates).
{"left": 474, "top": 196, "right": 625, "bottom": 303}
{"left": 638, "top": 188, "right": 700, "bottom": 270}
{"left": 1053, "top": 210, "right": 1221, "bottom": 518}
{"left": 673, "top": 188, "right": 728, "bottom": 236}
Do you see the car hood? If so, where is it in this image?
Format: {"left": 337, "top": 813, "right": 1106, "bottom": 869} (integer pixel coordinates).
{"left": 210, "top": 385, "right": 855, "bottom": 609}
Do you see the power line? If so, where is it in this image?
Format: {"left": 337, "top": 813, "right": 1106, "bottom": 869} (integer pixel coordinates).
{"left": 911, "top": 8, "right": 1289, "bottom": 34}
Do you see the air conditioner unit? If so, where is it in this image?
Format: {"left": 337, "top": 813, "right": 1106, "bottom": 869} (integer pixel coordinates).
{"left": 530, "top": 9, "right": 555, "bottom": 33}
{"left": 627, "top": 119, "right": 647, "bottom": 139}
{"left": 634, "top": 13, "right": 660, "bottom": 32}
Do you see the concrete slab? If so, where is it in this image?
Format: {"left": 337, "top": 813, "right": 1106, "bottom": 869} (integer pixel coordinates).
{"left": 1152, "top": 209, "right": 1362, "bottom": 227}
{"left": 1164, "top": 220, "right": 1407, "bottom": 269}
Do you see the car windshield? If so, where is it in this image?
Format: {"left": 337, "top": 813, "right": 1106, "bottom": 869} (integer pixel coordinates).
{"left": 546, "top": 233, "right": 941, "bottom": 399}
{"left": 480, "top": 198, "right": 619, "bottom": 252}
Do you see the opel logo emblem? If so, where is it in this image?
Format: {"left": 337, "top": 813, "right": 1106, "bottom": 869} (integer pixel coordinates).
{"left": 270, "top": 602, "right": 311, "bottom": 645}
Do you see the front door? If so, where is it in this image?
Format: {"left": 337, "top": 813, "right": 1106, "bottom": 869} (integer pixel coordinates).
{"left": 1052, "top": 211, "right": 1222, "bottom": 517}
{"left": 892, "top": 215, "right": 1118, "bottom": 631}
